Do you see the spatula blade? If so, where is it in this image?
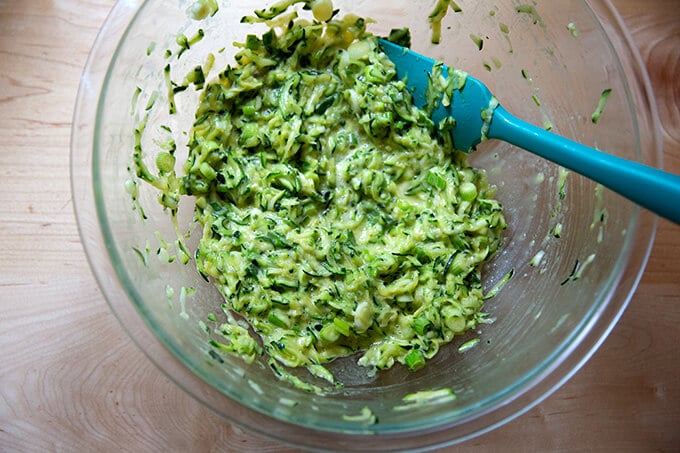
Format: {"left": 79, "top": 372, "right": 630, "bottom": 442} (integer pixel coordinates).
{"left": 378, "top": 38, "right": 495, "bottom": 152}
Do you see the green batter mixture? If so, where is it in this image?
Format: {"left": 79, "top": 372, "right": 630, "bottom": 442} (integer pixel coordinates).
{"left": 135, "top": 0, "right": 506, "bottom": 389}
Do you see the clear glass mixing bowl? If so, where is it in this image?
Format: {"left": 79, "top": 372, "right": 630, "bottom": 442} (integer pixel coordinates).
{"left": 71, "top": 0, "right": 660, "bottom": 450}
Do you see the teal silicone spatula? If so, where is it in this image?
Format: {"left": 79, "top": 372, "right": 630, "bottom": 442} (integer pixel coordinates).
{"left": 378, "top": 38, "right": 680, "bottom": 225}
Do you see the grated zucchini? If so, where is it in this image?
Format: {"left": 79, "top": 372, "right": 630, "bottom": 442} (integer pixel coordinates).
{"left": 132, "top": 0, "right": 506, "bottom": 390}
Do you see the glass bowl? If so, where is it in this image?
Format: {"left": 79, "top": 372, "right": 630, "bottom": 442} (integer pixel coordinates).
{"left": 71, "top": 0, "right": 660, "bottom": 450}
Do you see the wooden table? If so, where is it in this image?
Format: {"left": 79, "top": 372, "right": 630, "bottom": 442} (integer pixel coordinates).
{"left": 1, "top": 0, "right": 678, "bottom": 451}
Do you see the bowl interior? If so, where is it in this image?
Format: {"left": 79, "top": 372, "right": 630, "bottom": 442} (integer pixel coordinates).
{"left": 79, "top": 0, "right": 657, "bottom": 449}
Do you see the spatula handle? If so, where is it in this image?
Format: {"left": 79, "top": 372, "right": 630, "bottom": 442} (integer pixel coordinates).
{"left": 489, "top": 106, "right": 680, "bottom": 225}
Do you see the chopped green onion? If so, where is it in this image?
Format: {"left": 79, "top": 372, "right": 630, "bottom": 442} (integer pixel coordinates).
{"left": 333, "top": 317, "right": 351, "bottom": 336}
{"left": 156, "top": 152, "right": 176, "bottom": 173}
{"left": 404, "top": 349, "right": 426, "bottom": 370}
{"left": 412, "top": 316, "right": 431, "bottom": 335}
{"left": 459, "top": 181, "right": 477, "bottom": 201}
{"left": 426, "top": 170, "right": 447, "bottom": 190}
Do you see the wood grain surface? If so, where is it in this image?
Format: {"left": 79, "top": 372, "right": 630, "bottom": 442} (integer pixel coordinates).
{"left": 1, "top": 0, "right": 678, "bottom": 451}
